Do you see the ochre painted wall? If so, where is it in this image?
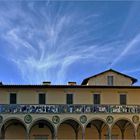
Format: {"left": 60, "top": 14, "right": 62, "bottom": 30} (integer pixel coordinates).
{"left": 0, "top": 88, "right": 140, "bottom": 105}
{"left": 87, "top": 71, "right": 132, "bottom": 86}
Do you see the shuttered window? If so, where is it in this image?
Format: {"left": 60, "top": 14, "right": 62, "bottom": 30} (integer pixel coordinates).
{"left": 107, "top": 76, "right": 114, "bottom": 86}
{"left": 39, "top": 93, "right": 46, "bottom": 104}
{"left": 93, "top": 94, "right": 100, "bottom": 104}
{"left": 10, "top": 93, "right": 17, "bottom": 104}
{"left": 66, "top": 94, "right": 73, "bottom": 104}
{"left": 120, "top": 94, "right": 127, "bottom": 105}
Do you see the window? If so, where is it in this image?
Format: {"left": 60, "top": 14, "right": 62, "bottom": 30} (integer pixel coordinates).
{"left": 39, "top": 93, "right": 46, "bottom": 104}
{"left": 107, "top": 76, "right": 114, "bottom": 86}
{"left": 66, "top": 94, "right": 73, "bottom": 104}
{"left": 120, "top": 94, "right": 127, "bottom": 105}
{"left": 93, "top": 94, "right": 100, "bottom": 104}
{"left": 10, "top": 93, "right": 17, "bottom": 104}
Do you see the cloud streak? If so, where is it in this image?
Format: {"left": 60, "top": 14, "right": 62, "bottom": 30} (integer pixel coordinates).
{"left": 0, "top": 1, "right": 140, "bottom": 84}
{"left": 110, "top": 33, "right": 140, "bottom": 67}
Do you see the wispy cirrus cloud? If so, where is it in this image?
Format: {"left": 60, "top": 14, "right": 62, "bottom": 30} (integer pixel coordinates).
{"left": 0, "top": 1, "right": 140, "bottom": 84}
{"left": 110, "top": 33, "right": 140, "bottom": 67}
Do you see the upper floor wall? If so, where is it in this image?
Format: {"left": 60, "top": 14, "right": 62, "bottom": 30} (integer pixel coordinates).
{"left": 1, "top": 86, "right": 140, "bottom": 105}
{"left": 81, "top": 69, "right": 137, "bottom": 86}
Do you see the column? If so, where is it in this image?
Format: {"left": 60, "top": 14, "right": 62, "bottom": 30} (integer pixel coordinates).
{"left": 26, "top": 132, "right": 29, "bottom": 140}
{"left": 82, "top": 127, "right": 85, "bottom": 140}
{"left": 108, "top": 127, "right": 111, "bottom": 140}
{"left": 26, "top": 130, "right": 30, "bottom": 140}
{"left": 52, "top": 128, "right": 57, "bottom": 140}
{"left": 134, "top": 128, "right": 137, "bottom": 140}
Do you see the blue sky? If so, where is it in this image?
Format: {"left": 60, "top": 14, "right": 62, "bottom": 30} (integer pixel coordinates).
{"left": 0, "top": 1, "right": 140, "bottom": 85}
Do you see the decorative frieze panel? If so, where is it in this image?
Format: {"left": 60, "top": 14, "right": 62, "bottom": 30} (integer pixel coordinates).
{"left": 0, "top": 104, "right": 139, "bottom": 114}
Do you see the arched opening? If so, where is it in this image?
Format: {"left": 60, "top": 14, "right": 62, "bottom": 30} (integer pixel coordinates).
{"left": 57, "top": 119, "right": 82, "bottom": 139}
{"left": 85, "top": 119, "right": 109, "bottom": 139}
{"left": 137, "top": 123, "right": 140, "bottom": 139}
{"left": 1, "top": 118, "right": 27, "bottom": 139}
{"left": 111, "top": 119, "right": 135, "bottom": 139}
{"left": 29, "top": 119, "right": 55, "bottom": 140}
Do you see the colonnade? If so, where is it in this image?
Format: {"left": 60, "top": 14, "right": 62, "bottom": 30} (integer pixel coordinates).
{"left": 0, "top": 116, "right": 140, "bottom": 139}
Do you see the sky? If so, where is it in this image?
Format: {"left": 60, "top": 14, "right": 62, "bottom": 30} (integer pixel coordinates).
{"left": 0, "top": 1, "right": 140, "bottom": 85}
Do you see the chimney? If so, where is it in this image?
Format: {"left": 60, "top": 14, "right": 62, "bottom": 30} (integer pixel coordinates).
{"left": 68, "top": 82, "right": 76, "bottom": 85}
{"left": 42, "top": 81, "right": 51, "bottom": 85}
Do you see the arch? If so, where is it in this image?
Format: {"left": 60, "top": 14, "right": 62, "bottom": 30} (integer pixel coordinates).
{"left": 136, "top": 122, "right": 140, "bottom": 131}
{"left": 1, "top": 117, "right": 27, "bottom": 139}
{"left": 85, "top": 118, "right": 109, "bottom": 139}
{"left": 111, "top": 118, "right": 135, "bottom": 139}
{"left": 0, "top": 117, "right": 27, "bottom": 130}
{"left": 29, "top": 118, "right": 55, "bottom": 139}
{"left": 135, "top": 121, "right": 140, "bottom": 139}
{"left": 85, "top": 117, "right": 108, "bottom": 128}
{"left": 57, "top": 117, "right": 83, "bottom": 129}
{"left": 57, "top": 118, "right": 83, "bottom": 139}
{"left": 111, "top": 117, "right": 135, "bottom": 129}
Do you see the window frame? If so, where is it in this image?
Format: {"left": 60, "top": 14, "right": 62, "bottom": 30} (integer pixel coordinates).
{"left": 38, "top": 93, "right": 46, "bottom": 104}
{"left": 10, "top": 93, "right": 17, "bottom": 104}
{"left": 107, "top": 75, "right": 114, "bottom": 86}
{"left": 120, "top": 94, "right": 127, "bottom": 105}
{"left": 66, "top": 93, "right": 74, "bottom": 104}
{"left": 93, "top": 94, "right": 101, "bottom": 104}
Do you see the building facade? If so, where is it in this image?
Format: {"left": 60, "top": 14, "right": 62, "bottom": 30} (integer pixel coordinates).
{"left": 0, "top": 69, "right": 140, "bottom": 139}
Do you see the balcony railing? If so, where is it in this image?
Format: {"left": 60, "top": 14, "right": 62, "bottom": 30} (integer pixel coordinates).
{"left": 0, "top": 104, "right": 139, "bottom": 114}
